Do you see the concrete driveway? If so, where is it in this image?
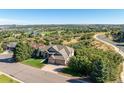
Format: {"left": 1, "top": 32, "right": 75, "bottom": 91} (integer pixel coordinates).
{"left": 0, "top": 54, "right": 88, "bottom": 83}
{"left": 41, "top": 64, "right": 65, "bottom": 74}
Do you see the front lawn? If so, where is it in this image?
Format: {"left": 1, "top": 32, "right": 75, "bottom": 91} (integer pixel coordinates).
{"left": 22, "top": 58, "right": 45, "bottom": 68}
{"left": 0, "top": 74, "right": 19, "bottom": 83}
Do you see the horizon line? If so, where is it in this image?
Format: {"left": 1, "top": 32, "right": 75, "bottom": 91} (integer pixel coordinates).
{"left": 0, "top": 23, "right": 123, "bottom": 25}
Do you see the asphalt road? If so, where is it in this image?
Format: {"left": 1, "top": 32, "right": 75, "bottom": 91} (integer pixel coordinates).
{"left": 96, "top": 34, "right": 124, "bottom": 52}
{"left": 0, "top": 54, "right": 87, "bottom": 83}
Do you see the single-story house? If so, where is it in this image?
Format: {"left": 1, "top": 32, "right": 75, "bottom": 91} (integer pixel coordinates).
{"left": 39, "top": 45, "right": 74, "bottom": 65}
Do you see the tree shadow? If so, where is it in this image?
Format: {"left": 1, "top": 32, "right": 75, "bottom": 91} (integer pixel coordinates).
{"left": 116, "top": 44, "right": 124, "bottom": 46}
{"left": 66, "top": 77, "right": 91, "bottom": 83}
{"left": 0, "top": 58, "right": 15, "bottom": 63}
{"left": 53, "top": 67, "right": 64, "bottom": 72}
{"left": 54, "top": 68, "right": 92, "bottom": 83}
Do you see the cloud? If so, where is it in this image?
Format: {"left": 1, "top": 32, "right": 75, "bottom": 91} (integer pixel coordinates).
{"left": 0, "top": 18, "right": 28, "bottom": 25}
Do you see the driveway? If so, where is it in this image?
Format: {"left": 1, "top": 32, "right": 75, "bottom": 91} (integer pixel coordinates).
{"left": 0, "top": 54, "right": 88, "bottom": 83}
{"left": 41, "top": 64, "right": 65, "bottom": 74}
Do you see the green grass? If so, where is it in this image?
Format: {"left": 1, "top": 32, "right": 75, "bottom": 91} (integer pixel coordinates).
{"left": 42, "top": 31, "right": 55, "bottom": 35}
{"left": 22, "top": 58, "right": 45, "bottom": 68}
{"left": 0, "top": 74, "right": 19, "bottom": 83}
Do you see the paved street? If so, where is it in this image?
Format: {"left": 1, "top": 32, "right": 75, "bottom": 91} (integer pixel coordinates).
{"left": 0, "top": 54, "right": 87, "bottom": 83}
{"left": 96, "top": 34, "right": 124, "bottom": 52}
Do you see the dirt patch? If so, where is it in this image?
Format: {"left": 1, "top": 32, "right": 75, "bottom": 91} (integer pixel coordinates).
{"left": 63, "top": 38, "right": 79, "bottom": 45}
{"left": 92, "top": 40, "right": 115, "bottom": 51}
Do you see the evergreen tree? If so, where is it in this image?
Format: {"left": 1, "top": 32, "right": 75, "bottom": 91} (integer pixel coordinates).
{"left": 90, "top": 59, "right": 108, "bottom": 83}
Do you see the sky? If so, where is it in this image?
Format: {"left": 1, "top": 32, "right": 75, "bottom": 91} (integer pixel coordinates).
{"left": 0, "top": 9, "right": 124, "bottom": 24}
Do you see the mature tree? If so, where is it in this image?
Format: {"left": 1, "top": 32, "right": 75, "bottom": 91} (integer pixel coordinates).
{"left": 0, "top": 45, "right": 3, "bottom": 53}
{"left": 69, "top": 56, "right": 92, "bottom": 75}
{"left": 90, "top": 59, "right": 108, "bottom": 83}
{"left": 14, "top": 42, "right": 33, "bottom": 61}
{"left": 108, "top": 30, "right": 124, "bottom": 42}
{"left": 32, "top": 48, "right": 41, "bottom": 58}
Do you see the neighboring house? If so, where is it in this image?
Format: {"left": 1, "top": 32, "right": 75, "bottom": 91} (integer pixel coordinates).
{"left": 6, "top": 42, "right": 17, "bottom": 51}
{"left": 39, "top": 45, "right": 74, "bottom": 65}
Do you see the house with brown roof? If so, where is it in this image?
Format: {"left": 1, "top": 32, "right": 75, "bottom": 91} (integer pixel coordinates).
{"left": 6, "top": 42, "right": 17, "bottom": 51}
{"left": 39, "top": 45, "right": 74, "bottom": 65}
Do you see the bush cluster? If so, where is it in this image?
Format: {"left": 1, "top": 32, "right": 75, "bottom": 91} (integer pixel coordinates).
{"left": 68, "top": 47, "right": 123, "bottom": 82}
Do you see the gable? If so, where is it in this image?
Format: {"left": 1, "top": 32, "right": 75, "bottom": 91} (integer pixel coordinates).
{"left": 59, "top": 48, "right": 68, "bottom": 59}
{"left": 47, "top": 45, "right": 74, "bottom": 57}
{"left": 48, "top": 47, "right": 57, "bottom": 52}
